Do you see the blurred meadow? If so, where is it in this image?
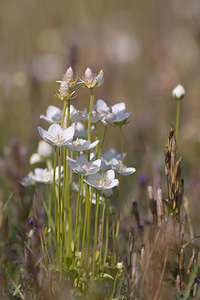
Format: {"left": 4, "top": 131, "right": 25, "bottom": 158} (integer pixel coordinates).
{"left": 1, "top": 0, "right": 200, "bottom": 215}
{"left": 1, "top": 0, "right": 200, "bottom": 299}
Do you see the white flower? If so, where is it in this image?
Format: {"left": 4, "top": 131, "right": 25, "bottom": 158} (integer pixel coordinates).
{"left": 30, "top": 141, "right": 52, "bottom": 165}
{"left": 28, "top": 166, "right": 63, "bottom": 184}
{"left": 100, "top": 148, "right": 127, "bottom": 171}
{"left": 109, "top": 158, "right": 136, "bottom": 176}
{"left": 65, "top": 138, "right": 99, "bottom": 152}
{"left": 103, "top": 102, "right": 130, "bottom": 126}
{"left": 102, "top": 148, "right": 127, "bottom": 161}
{"left": 72, "top": 122, "right": 94, "bottom": 139}
{"left": 172, "top": 84, "right": 185, "bottom": 100}
{"left": 94, "top": 99, "right": 111, "bottom": 116}
{"left": 80, "top": 68, "right": 104, "bottom": 88}
{"left": 38, "top": 124, "right": 75, "bottom": 146}
{"left": 83, "top": 170, "right": 119, "bottom": 191}
{"left": 67, "top": 155, "right": 101, "bottom": 175}
{"left": 40, "top": 105, "right": 62, "bottom": 123}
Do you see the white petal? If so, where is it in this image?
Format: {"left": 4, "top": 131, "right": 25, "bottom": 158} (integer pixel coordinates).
{"left": 63, "top": 126, "right": 75, "bottom": 142}
{"left": 106, "top": 178, "right": 119, "bottom": 189}
{"left": 120, "top": 167, "right": 136, "bottom": 176}
{"left": 40, "top": 114, "right": 52, "bottom": 123}
{"left": 92, "top": 159, "right": 101, "bottom": 168}
{"left": 48, "top": 124, "right": 62, "bottom": 136}
{"left": 88, "top": 140, "right": 99, "bottom": 150}
{"left": 76, "top": 155, "right": 88, "bottom": 165}
{"left": 38, "top": 126, "right": 54, "bottom": 145}
{"left": 104, "top": 170, "right": 115, "bottom": 180}
{"left": 46, "top": 105, "right": 61, "bottom": 118}
{"left": 96, "top": 99, "right": 109, "bottom": 114}
{"left": 30, "top": 153, "right": 43, "bottom": 165}
{"left": 102, "top": 148, "right": 118, "bottom": 161}
{"left": 111, "top": 102, "right": 125, "bottom": 113}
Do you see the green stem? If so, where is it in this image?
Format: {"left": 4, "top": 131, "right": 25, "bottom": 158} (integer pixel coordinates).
{"left": 112, "top": 216, "right": 116, "bottom": 266}
{"left": 88, "top": 88, "right": 94, "bottom": 142}
{"left": 93, "top": 191, "right": 100, "bottom": 274}
{"left": 115, "top": 176, "right": 122, "bottom": 241}
{"left": 99, "top": 200, "right": 106, "bottom": 270}
{"left": 53, "top": 147, "right": 57, "bottom": 257}
{"left": 94, "top": 123, "right": 99, "bottom": 157}
{"left": 120, "top": 125, "right": 123, "bottom": 162}
{"left": 86, "top": 185, "right": 90, "bottom": 255}
{"left": 57, "top": 146, "right": 62, "bottom": 272}
{"left": 103, "top": 199, "right": 109, "bottom": 266}
{"left": 115, "top": 125, "right": 124, "bottom": 255}
{"left": 74, "top": 175, "right": 82, "bottom": 253}
{"left": 61, "top": 99, "right": 67, "bottom": 128}
{"left": 98, "top": 126, "right": 107, "bottom": 158}
{"left": 175, "top": 99, "right": 181, "bottom": 143}
{"left": 81, "top": 189, "right": 88, "bottom": 265}
{"left": 48, "top": 185, "right": 52, "bottom": 248}
{"left": 78, "top": 180, "right": 84, "bottom": 251}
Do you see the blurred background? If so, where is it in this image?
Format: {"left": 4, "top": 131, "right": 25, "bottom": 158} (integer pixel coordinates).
{"left": 1, "top": 0, "right": 200, "bottom": 229}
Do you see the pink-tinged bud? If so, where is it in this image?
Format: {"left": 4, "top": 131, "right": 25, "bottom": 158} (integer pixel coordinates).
{"left": 84, "top": 68, "right": 94, "bottom": 83}
{"left": 65, "top": 67, "right": 74, "bottom": 82}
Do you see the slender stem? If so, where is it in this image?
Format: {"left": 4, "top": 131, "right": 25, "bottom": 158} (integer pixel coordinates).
{"left": 175, "top": 99, "right": 181, "bottom": 143}
{"left": 115, "top": 125, "right": 124, "bottom": 247}
{"left": 74, "top": 175, "right": 82, "bottom": 253}
{"left": 103, "top": 199, "right": 109, "bottom": 266}
{"left": 67, "top": 99, "right": 72, "bottom": 258}
{"left": 94, "top": 123, "right": 99, "bottom": 158}
{"left": 61, "top": 99, "right": 67, "bottom": 128}
{"left": 57, "top": 146, "right": 62, "bottom": 272}
{"left": 88, "top": 88, "right": 94, "bottom": 142}
{"left": 53, "top": 147, "right": 57, "bottom": 256}
{"left": 120, "top": 125, "right": 123, "bottom": 162}
{"left": 48, "top": 185, "right": 52, "bottom": 248}
{"left": 112, "top": 215, "right": 116, "bottom": 266}
{"left": 115, "top": 176, "right": 122, "bottom": 242}
{"left": 78, "top": 180, "right": 84, "bottom": 251}
{"left": 98, "top": 126, "right": 107, "bottom": 158}
{"left": 99, "top": 200, "right": 106, "bottom": 270}
{"left": 81, "top": 190, "right": 88, "bottom": 264}
{"left": 93, "top": 191, "right": 100, "bottom": 274}
{"left": 86, "top": 185, "right": 91, "bottom": 255}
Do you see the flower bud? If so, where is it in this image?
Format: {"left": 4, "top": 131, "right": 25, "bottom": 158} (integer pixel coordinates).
{"left": 172, "top": 84, "right": 185, "bottom": 100}
{"left": 64, "top": 66, "right": 76, "bottom": 87}
{"left": 84, "top": 68, "right": 94, "bottom": 83}
{"left": 57, "top": 80, "right": 69, "bottom": 100}
{"left": 37, "top": 141, "right": 52, "bottom": 158}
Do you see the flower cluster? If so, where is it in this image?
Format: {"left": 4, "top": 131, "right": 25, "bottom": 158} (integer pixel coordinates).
{"left": 21, "top": 66, "right": 136, "bottom": 278}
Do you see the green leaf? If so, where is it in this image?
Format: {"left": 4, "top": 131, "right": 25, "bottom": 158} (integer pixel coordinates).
{"left": 101, "top": 273, "right": 114, "bottom": 280}
{"left": 13, "top": 284, "right": 21, "bottom": 296}
{"left": 162, "top": 199, "right": 174, "bottom": 215}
